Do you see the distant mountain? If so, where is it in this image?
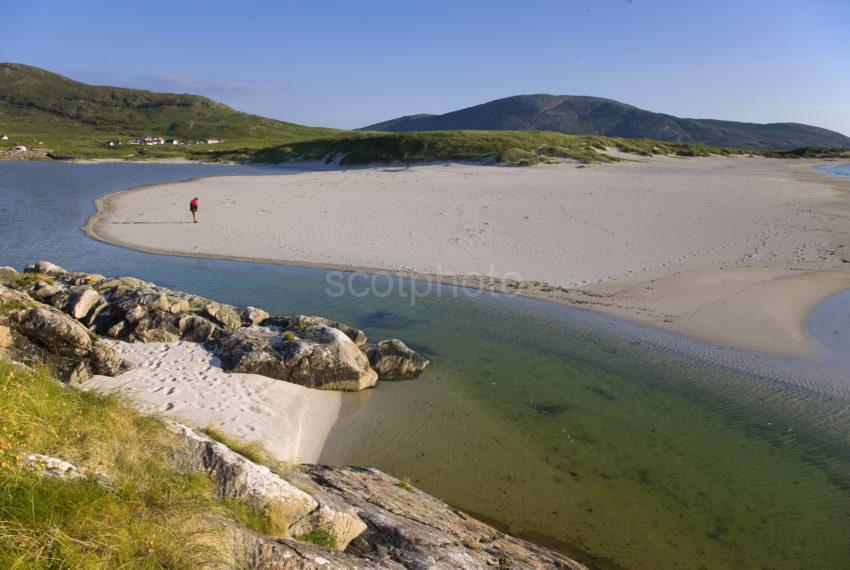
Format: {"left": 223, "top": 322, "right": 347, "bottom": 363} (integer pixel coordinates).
{"left": 0, "top": 63, "right": 333, "bottom": 143}
{"left": 361, "top": 95, "right": 850, "bottom": 149}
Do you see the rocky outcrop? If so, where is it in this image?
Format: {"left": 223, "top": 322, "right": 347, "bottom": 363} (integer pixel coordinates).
{"left": 6, "top": 304, "right": 134, "bottom": 383}
{"left": 264, "top": 315, "right": 369, "bottom": 348}
{"left": 165, "top": 423, "right": 585, "bottom": 568}
{"left": 303, "top": 466, "right": 587, "bottom": 569}
{"left": 365, "top": 339, "right": 430, "bottom": 380}
{"left": 230, "top": 528, "right": 397, "bottom": 569}
{"left": 92, "top": 276, "right": 235, "bottom": 343}
{"left": 168, "top": 422, "right": 367, "bottom": 550}
{"left": 3, "top": 261, "right": 428, "bottom": 391}
{"left": 215, "top": 324, "right": 378, "bottom": 391}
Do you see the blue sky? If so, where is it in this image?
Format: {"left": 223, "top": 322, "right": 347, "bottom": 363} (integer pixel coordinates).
{"left": 1, "top": 0, "right": 848, "bottom": 134}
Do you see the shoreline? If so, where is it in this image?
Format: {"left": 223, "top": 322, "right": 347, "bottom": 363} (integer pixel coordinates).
{"left": 83, "top": 157, "right": 850, "bottom": 358}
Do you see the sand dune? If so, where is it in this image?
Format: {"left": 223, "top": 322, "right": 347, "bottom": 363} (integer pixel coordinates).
{"left": 87, "top": 155, "right": 850, "bottom": 356}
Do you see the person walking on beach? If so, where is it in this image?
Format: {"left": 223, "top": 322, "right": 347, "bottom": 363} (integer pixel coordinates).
{"left": 189, "top": 196, "right": 199, "bottom": 223}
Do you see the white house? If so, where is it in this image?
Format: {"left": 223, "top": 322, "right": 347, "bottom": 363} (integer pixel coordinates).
{"left": 204, "top": 138, "right": 222, "bottom": 144}
{"left": 12, "top": 145, "right": 27, "bottom": 152}
{"left": 0, "top": 134, "right": 8, "bottom": 140}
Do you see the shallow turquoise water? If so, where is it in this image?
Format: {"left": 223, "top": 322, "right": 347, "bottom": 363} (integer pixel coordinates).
{"left": 2, "top": 161, "right": 850, "bottom": 569}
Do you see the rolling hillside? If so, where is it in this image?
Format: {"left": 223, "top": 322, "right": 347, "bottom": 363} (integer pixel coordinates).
{"left": 361, "top": 94, "right": 850, "bottom": 149}
{"left": 1, "top": 64, "right": 846, "bottom": 163}
{"left": 0, "top": 63, "right": 337, "bottom": 157}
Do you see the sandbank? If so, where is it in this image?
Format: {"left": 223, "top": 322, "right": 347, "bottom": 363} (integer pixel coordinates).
{"left": 85, "top": 155, "right": 850, "bottom": 357}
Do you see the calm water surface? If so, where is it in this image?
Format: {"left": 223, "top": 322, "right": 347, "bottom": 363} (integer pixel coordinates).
{"left": 2, "top": 161, "right": 850, "bottom": 569}
{"left": 817, "top": 162, "right": 850, "bottom": 179}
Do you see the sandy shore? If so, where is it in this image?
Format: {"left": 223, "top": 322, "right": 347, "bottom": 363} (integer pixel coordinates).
{"left": 85, "top": 155, "right": 850, "bottom": 356}
{"left": 84, "top": 340, "right": 342, "bottom": 463}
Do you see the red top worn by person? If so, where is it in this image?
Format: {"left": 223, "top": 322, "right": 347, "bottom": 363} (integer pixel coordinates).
{"left": 189, "top": 197, "right": 199, "bottom": 223}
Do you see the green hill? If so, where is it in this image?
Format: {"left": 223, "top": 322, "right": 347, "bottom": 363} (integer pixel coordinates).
{"left": 361, "top": 94, "right": 850, "bottom": 149}
{"left": 0, "top": 63, "right": 338, "bottom": 158}
{"left": 1, "top": 64, "right": 846, "bottom": 164}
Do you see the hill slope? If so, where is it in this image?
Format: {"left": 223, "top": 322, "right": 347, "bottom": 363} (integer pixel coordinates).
{"left": 0, "top": 63, "right": 336, "bottom": 157}
{"left": 361, "top": 94, "right": 850, "bottom": 149}
{"left": 2, "top": 64, "right": 846, "bottom": 163}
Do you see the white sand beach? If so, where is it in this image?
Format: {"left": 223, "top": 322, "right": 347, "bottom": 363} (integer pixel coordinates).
{"left": 86, "top": 155, "right": 850, "bottom": 356}
{"left": 85, "top": 340, "right": 342, "bottom": 463}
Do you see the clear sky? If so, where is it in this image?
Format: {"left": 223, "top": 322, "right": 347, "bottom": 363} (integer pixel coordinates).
{"left": 1, "top": 0, "right": 848, "bottom": 134}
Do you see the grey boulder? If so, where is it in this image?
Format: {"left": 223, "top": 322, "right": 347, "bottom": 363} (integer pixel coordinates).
{"left": 24, "top": 260, "right": 67, "bottom": 276}
{"left": 216, "top": 324, "right": 378, "bottom": 391}
{"left": 11, "top": 306, "right": 93, "bottom": 357}
{"left": 365, "top": 339, "right": 430, "bottom": 380}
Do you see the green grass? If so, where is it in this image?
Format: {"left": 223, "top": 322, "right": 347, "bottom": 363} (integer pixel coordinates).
{"left": 4, "top": 272, "right": 55, "bottom": 289}
{"left": 397, "top": 475, "right": 415, "bottom": 492}
{"left": 294, "top": 530, "right": 338, "bottom": 549}
{"left": 0, "top": 300, "right": 30, "bottom": 316}
{"left": 222, "top": 497, "right": 290, "bottom": 538}
{"left": 282, "top": 331, "right": 298, "bottom": 342}
{"left": 203, "top": 425, "right": 274, "bottom": 467}
{"left": 0, "top": 362, "right": 295, "bottom": 567}
{"left": 236, "top": 130, "right": 753, "bottom": 166}
{"left": 0, "top": 63, "right": 340, "bottom": 160}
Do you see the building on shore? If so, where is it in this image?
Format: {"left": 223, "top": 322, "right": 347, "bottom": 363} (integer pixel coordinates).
{"left": 127, "top": 136, "right": 182, "bottom": 146}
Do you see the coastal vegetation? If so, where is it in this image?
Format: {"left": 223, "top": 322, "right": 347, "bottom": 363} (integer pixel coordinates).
{"left": 2, "top": 63, "right": 847, "bottom": 165}
{"left": 0, "top": 362, "right": 246, "bottom": 567}
{"left": 203, "top": 425, "right": 278, "bottom": 470}
{"left": 293, "top": 530, "right": 338, "bottom": 549}
{"left": 241, "top": 130, "right": 747, "bottom": 165}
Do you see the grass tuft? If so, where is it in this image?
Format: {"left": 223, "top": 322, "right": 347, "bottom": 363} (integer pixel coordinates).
{"left": 0, "top": 300, "right": 30, "bottom": 316}
{"left": 294, "top": 530, "right": 338, "bottom": 549}
{"left": 7, "top": 273, "right": 55, "bottom": 289}
{"left": 204, "top": 425, "right": 274, "bottom": 467}
{"left": 398, "top": 475, "right": 415, "bottom": 492}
